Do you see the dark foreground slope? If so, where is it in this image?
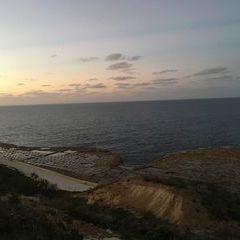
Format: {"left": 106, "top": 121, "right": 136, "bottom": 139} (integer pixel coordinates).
{"left": 88, "top": 148, "right": 240, "bottom": 239}
{"left": 0, "top": 164, "right": 203, "bottom": 240}
{"left": 1, "top": 145, "right": 240, "bottom": 239}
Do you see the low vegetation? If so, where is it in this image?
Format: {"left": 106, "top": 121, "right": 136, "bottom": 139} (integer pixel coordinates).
{"left": 0, "top": 164, "right": 200, "bottom": 240}
{"left": 0, "top": 165, "right": 82, "bottom": 240}
{"left": 198, "top": 184, "right": 240, "bottom": 221}
{"left": 0, "top": 165, "right": 57, "bottom": 197}
{"left": 46, "top": 194, "right": 199, "bottom": 240}
{"left": 143, "top": 175, "right": 189, "bottom": 189}
{"left": 0, "top": 200, "right": 81, "bottom": 240}
{"left": 1, "top": 164, "right": 240, "bottom": 239}
{"left": 143, "top": 174, "right": 240, "bottom": 223}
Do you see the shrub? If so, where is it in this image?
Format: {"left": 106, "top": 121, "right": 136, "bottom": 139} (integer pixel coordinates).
{"left": 0, "top": 165, "right": 56, "bottom": 197}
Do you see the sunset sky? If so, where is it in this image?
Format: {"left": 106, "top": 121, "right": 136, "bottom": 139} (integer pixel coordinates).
{"left": 0, "top": 0, "right": 240, "bottom": 105}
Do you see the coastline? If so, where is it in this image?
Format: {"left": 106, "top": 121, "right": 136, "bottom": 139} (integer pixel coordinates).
{"left": 1, "top": 142, "right": 240, "bottom": 236}
{"left": 1, "top": 142, "right": 240, "bottom": 193}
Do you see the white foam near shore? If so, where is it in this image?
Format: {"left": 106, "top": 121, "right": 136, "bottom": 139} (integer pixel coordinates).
{"left": 0, "top": 156, "right": 97, "bottom": 192}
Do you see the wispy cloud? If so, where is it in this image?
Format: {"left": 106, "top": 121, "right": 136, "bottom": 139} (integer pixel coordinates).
{"left": 69, "top": 83, "right": 81, "bottom": 87}
{"left": 107, "top": 61, "right": 133, "bottom": 71}
{"left": 115, "top": 83, "right": 133, "bottom": 89}
{"left": 24, "top": 78, "right": 37, "bottom": 81}
{"left": 42, "top": 84, "right": 51, "bottom": 87}
{"left": 116, "top": 82, "right": 151, "bottom": 89}
{"left": 106, "top": 53, "right": 125, "bottom": 61}
{"left": 69, "top": 83, "right": 106, "bottom": 90}
{"left": 59, "top": 88, "right": 73, "bottom": 92}
{"left": 152, "top": 78, "right": 179, "bottom": 85}
{"left": 83, "top": 83, "right": 106, "bottom": 89}
{"left": 88, "top": 78, "right": 98, "bottom": 81}
{"left": 183, "top": 75, "right": 192, "bottom": 79}
{"left": 133, "top": 82, "right": 151, "bottom": 87}
{"left": 128, "top": 56, "right": 141, "bottom": 61}
{"left": 109, "top": 76, "right": 136, "bottom": 81}
{"left": 207, "top": 75, "right": 233, "bottom": 81}
{"left": 120, "top": 69, "right": 136, "bottom": 75}
{"left": 21, "top": 90, "right": 60, "bottom": 98}
{"left": 50, "top": 54, "right": 57, "bottom": 58}
{"left": 152, "top": 69, "right": 178, "bottom": 75}
{"left": 78, "top": 57, "right": 99, "bottom": 63}
{"left": 0, "top": 93, "right": 14, "bottom": 97}
{"left": 17, "top": 83, "right": 25, "bottom": 86}
{"left": 194, "top": 67, "right": 228, "bottom": 76}
{"left": 105, "top": 53, "right": 141, "bottom": 62}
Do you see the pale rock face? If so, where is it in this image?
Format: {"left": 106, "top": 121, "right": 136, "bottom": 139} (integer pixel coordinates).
{"left": 0, "top": 142, "right": 124, "bottom": 184}
{"left": 88, "top": 178, "right": 211, "bottom": 230}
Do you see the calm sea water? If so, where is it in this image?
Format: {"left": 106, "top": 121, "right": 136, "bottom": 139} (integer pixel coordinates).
{"left": 0, "top": 98, "right": 240, "bottom": 164}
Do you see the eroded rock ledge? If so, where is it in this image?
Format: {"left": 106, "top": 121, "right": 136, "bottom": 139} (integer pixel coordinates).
{"left": 1, "top": 142, "right": 240, "bottom": 233}
{"left": 0, "top": 142, "right": 130, "bottom": 184}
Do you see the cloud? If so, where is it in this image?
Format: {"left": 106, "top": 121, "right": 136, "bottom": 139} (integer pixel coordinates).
{"left": 78, "top": 57, "right": 99, "bottom": 63}
{"left": 105, "top": 53, "right": 125, "bottom": 61}
{"left": 107, "top": 62, "right": 133, "bottom": 71}
{"left": 24, "top": 78, "right": 37, "bottom": 81}
{"left": 207, "top": 75, "right": 233, "bottom": 81}
{"left": 42, "top": 84, "right": 51, "bottom": 87}
{"left": 105, "top": 53, "right": 141, "bottom": 62}
{"left": 17, "top": 83, "right": 25, "bottom": 86}
{"left": 109, "top": 76, "right": 136, "bottom": 81}
{"left": 21, "top": 90, "right": 60, "bottom": 98}
{"left": 153, "top": 78, "right": 179, "bottom": 85}
{"left": 115, "top": 82, "right": 151, "bottom": 89}
{"left": 20, "top": 88, "right": 85, "bottom": 98}
{"left": 128, "top": 56, "right": 141, "bottom": 61}
{"left": 115, "top": 83, "right": 133, "bottom": 89}
{"left": 183, "top": 75, "right": 192, "bottom": 79}
{"left": 0, "top": 93, "right": 14, "bottom": 97}
{"left": 69, "top": 83, "right": 82, "bottom": 87}
{"left": 69, "top": 83, "right": 106, "bottom": 90}
{"left": 88, "top": 78, "right": 98, "bottom": 81}
{"left": 59, "top": 88, "right": 74, "bottom": 92}
{"left": 152, "top": 69, "right": 178, "bottom": 75}
{"left": 83, "top": 83, "right": 106, "bottom": 89}
{"left": 133, "top": 82, "right": 151, "bottom": 87}
{"left": 194, "top": 67, "right": 228, "bottom": 76}
{"left": 50, "top": 54, "right": 57, "bottom": 58}
{"left": 120, "top": 69, "right": 136, "bottom": 75}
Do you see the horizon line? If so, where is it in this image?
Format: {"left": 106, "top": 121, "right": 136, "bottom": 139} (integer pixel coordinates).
{"left": 0, "top": 96, "right": 239, "bottom": 108}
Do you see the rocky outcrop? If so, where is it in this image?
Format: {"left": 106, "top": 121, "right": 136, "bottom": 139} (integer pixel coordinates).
{"left": 88, "top": 178, "right": 212, "bottom": 230}
{"left": 146, "top": 148, "right": 240, "bottom": 193}
{"left": 0, "top": 142, "right": 125, "bottom": 184}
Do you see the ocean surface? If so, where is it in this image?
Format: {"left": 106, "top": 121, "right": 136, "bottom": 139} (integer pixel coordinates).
{"left": 0, "top": 98, "right": 240, "bottom": 165}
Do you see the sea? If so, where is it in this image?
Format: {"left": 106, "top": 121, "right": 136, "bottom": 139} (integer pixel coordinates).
{"left": 0, "top": 98, "right": 240, "bottom": 165}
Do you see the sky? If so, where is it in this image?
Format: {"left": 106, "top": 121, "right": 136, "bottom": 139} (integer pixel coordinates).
{"left": 0, "top": 0, "right": 240, "bottom": 105}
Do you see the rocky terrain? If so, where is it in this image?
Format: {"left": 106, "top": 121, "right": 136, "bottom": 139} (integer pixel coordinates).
{"left": 87, "top": 147, "right": 240, "bottom": 238}
{"left": 1, "top": 142, "right": 240, "bottom": 239}
{"left": 140, "top": 147, "right": 240, "bottom": 193}
{"left": 0, "top": 142, "right": 130, "bottom": 184}
{"left": 88, "top": 178, "right": 211, "bottom": 230}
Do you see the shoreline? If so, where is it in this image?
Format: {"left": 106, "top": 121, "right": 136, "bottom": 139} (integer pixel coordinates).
{"left": 1, "top": 141, "right": 240, "bottom": 193}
